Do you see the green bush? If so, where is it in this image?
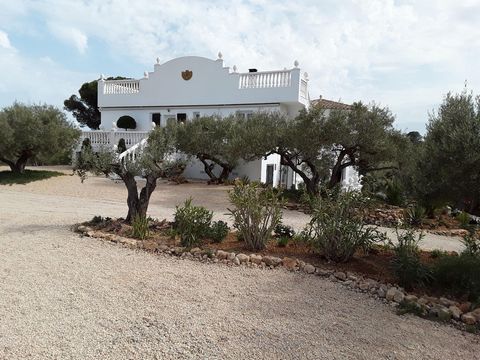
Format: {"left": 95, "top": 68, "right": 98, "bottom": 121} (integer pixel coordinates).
{"left": 228, "top": 182, "right": 283, "bottom": 250}
{"left": 209, "top": 220, "right": 229, "bottom": 243}
{"left": 174, "top": 198, "right": 212, "bottom": 247}
{"left": 117, "top": 138, "right": 127, "bottom": 153}
{"left": 404, "top": 205, "right": 425, "bottom": 226}
{"left": 433, "top": 253, "right": 480, "bottom": 301}
{"left": 274, "top": 224, "right": 295, "bottom": 239}
{"left": 277, "top": 237, "right": 289, "bottom": 247}
{"left": 305, "top": 191, "right": 384, "bottom": 262}
{"left": 390, "top": 229, "right": 432, "bottom": 289}
{"left": 457, "top": 211, "right": 471, "bottom": 229}
{"left": 117, "top": 115, "right": 137, "bottom": 130}
{"left": 461, "top": 232, "right": 480, "bottom": 257}
{"left": 131, "top": 215, "right": 149, "bottom": 240}
{"left": 385, "top": 179, "right": 405, "bottom": 206}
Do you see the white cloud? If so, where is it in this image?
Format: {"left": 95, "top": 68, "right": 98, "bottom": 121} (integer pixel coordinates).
{"left": 48, "top": 23, "right": 88, "bottom": 54}
{"left": 0, "top": 30, "right": 12, "bottom": 49}
{"left": 0, "top": 0, "right": 480, "bottom": 131}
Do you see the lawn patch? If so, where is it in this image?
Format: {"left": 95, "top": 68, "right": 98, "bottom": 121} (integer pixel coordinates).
{"left": 0, "top": 169, "right": 64, "bottom": 185}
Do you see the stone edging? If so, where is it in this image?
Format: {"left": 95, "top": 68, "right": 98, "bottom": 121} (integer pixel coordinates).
{"left": 75, "top": 225, "right": 480, "bottom": 332}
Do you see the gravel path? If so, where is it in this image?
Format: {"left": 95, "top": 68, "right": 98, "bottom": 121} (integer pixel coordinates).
{"left": 0, "top": 168, "right": 478, "bottom": 358}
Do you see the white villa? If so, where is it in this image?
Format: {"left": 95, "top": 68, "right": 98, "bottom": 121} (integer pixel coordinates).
{"left": 79, "top": 53, "right": 359, "bottom": 189}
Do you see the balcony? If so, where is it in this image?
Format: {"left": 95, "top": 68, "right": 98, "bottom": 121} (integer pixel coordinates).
{"left": 238, "top": 70, "right": 292, "bottom": 89}
{"left": 78, "top": 129, "right": 149, "bottom": 150}
{"left": 103, "top": 80, "right": 140, "bottom": 95}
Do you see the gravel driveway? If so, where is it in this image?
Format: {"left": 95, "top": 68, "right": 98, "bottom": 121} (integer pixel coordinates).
{"left": 0, "top": 168, "right": 478, "bottom": 358}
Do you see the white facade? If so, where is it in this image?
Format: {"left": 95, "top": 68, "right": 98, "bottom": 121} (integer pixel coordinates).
{"left": 84, "top": 54, "right": 309, "bottom": 186}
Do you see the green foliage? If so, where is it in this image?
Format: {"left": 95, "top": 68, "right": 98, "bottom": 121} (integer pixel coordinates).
{"left": 277, "top": 237, "right": 289, "bottom": 247}
{"left": 117, "top": 115, "right": 137, "bottom": 130}
{"left": 228, "top": 182, "right": 283, "bottom": 250}
{"left": 0, "top": 170, "right": 63, "bottom": 185}
{"left": 86, "top": 215, "right": 111, "bottom": 227}
{"left": 274, "top": 224, "right": 295, "bottom": 238}
{"left": 404, "top": 205, "right": 426, "bottom": 226}
{"left": 131, "top": 215, "right": 149, "bottom": 240}
{"left": 209, "top": 220, "right": 229, "bottom": 243}
{"left": 433, "top": 253, "right": 480, "bottom": 301}
{"left": 117, "top": 138, "right": 127, "bottom": 153}
{"left": 304, "top": 191, "right": 384, "bottom": 262}
{"left": 390, "top": 229, "right": 433, "bottom": 289}
{"left": 174, "top": 198, "right": 213, "bottom": 247}
{"left": 456, "top": 211, "right": 471, "bottom": 229}
{"left": 462, "top": 232, "right": 480, "bottom": 257}
{"left": 384, "top": 178, "right": 405, "bottom": 206}
{"left": 0, "top": 103, "right": 80, "bottom": 173}
{"left": 64, "top": 77, "right": 126, "bottom": 129}
{"left": 412, "top": 89, "right": 480, "bottom": 215}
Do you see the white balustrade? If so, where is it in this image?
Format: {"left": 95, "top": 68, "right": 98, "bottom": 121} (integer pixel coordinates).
{"left": 79, "top": 130, "right": 149, "bottom": 149}
{"left": 300, "top": 79, "right": 308, "bottom": 99}
{"left": 238, "top": 70, "right": 292, "bottom": 89}
{"left": 118, "top": 138, "right": 148, "bottom": 164}
{"left": 103, "top": 80, "right": 140, "bottom": 94}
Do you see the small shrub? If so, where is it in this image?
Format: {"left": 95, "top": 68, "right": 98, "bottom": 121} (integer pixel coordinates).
{"left": 117, "top": 138, "right": 127, "bottom": 153}
{"left": 277, "top": 236, "right": 289, "bottom": 247}
{"left": 305, "top": 191, "right": 384, "bottom": 262}
{"left": 384, "top": 179, "right": 405, "bottom": 206}
{"left": 456, "top": 211, "right": 471, "bottom": 229}
{"left": 430, "top": 249, "right": 448, "bottom": 259}
{"left": 274, "top": 224, "right": 295, "bottom": 239}
{"left": 404, "top": 205, "right": 425, "bottom": 226}
{"left": 131, "top": 215, "right": 149, "bottom": 240}
{"left": 228, "top": 182, "right": 283, "bottom": 250}
{"left": 209, "top": 220, "right": 229, "bottom": 243}
{"left": 462, "top": 232, "right": 480, "bottom": 257}
{"left": 174, "top": 198, "right": 212, "bottom": 247}
{"left": 390, "top": 229, "right": 433, "bottom": 289}
{"left": 433, "top": 253, "right": 480, "bottom": 301}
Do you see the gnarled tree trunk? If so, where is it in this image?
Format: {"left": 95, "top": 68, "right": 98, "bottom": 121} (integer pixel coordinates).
{"left": 121, "top": 172, "right": 158, "bottom": 223}
{"left": 197, "top": 153, "right": 233, "bottom": 184}
{"left": 0, "top": 150, "right": 34, "bottom": 174}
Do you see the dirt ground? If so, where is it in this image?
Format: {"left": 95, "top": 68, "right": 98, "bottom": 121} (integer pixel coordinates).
{"left": 0, "top": 166, "right": 479, "bottom": 359}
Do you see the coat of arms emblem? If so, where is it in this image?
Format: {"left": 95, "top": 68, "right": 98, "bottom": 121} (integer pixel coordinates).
{"left": 181, "top": 70, "right": 193, "bottom": 80}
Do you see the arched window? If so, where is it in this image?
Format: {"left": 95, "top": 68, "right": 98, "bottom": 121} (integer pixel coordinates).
{"left": 116, "top": 116, "right": 137, "bottom": 130}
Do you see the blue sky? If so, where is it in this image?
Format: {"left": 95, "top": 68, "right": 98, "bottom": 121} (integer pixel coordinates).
{"left": 1, "top": 0, "right": 479, "bottom": 133}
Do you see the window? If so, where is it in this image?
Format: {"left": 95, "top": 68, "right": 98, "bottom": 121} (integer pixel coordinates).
{"left": 152, "top": 113, "right": 161, "bottom": 126}
{"left": 236, "top": 110, "right": 253, "bottom": 119}
{"left": 177, "top": 113, "right": 187, "bottom": 124}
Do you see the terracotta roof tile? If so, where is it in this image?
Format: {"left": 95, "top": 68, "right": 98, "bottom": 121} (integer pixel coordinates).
{"left": 311, "top": 98, "right": 352, "bottom": 110}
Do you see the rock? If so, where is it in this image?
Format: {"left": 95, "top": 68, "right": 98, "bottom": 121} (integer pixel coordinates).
{"left": 281, "top": 257, "right": 297, "bottom": 270}
{"left": 386, "top": 287, "right": 404, "bottom": 302}
{"left": 236, "top": 253, "right": 250, "bottom": 263}
{"left": 377, "top": 287, "right": 386, "bottom": 298}
{"left": 471, "top": 308, "right": 480, "bottom": 321}
{"left": 249, "top": 254, "right": 263, "bottom": 264}
{"left": 233, "top": 257, "right": 241, "bottom": 266}
{"left": 461, "top": 313, "right": 477, "bottom": 325}
{"left": 431, "top": 305, "right": 451, "bottom": 321}
{"left": 142, "top": 240, "right": 159, "bottom": 251}
{"left": 404, "top": 295, "right": 418, "bottom": 304}
{"left": 263, "top": 256, "right": 282, "bottom": 267}
{"left": 77, "top": 225, "right": 88, "bottom": 233}
{"left": 190, "top": 247, "right": 202, "bottom": 254}
{"left": 227, "top": 252, "right": 236, "bottom": 261}
{"left": 333, "top": 272, "right": 347, "bottom": 281}
{"left": 449, "top": 306, "right": 462, "bottom": 320}
{"left": 172, "top": 247, "right": 185, "bottom": 255}
{"left": 358, "top": 282, "right": 370, "bottom": 291}
{"left": 304, "top": 264, "right": 315, "bottom": 274}
{"left": 316, "top": 269, "right": 331, "bottom": 277}
{"left": 458, "top": 302, "right": 472, "bottom": 313}
{"left": 216, "top": 250, "right": 229, "bottom": 260}
{"left": 347, "top": 274, "right": 359, "bottom": 282}
{"left": 158, "top": 244, "right": 170, "bottom": 252}
{"left": 117, "top": 237, "right": 138, "bottom": 248}
{"left": 298, "top": 261, "right": 306, "bottom": 270}
{"left": 439, "top": 297, "right": 456, "bottom": 308}
{"left": 417, "top": 297, "right": 429, "bottom": 306}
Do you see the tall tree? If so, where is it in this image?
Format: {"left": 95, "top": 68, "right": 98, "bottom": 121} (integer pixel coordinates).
{"left": 0, "top": 103, "right": 80, "bottom": 173}
{"left": 173, "top": 116, "right": 243, "bottom": 183}
{"left": 74, "top": 126, "right": 185, "bottom": 222}
{"left": 413, "top": 90, "right": 480, "bottom": 214}
{"left": 64, "top": 77, "right": 126, "bottom": 129}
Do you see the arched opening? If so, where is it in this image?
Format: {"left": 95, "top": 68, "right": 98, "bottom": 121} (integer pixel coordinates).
{"left": 117, "top": 115, "right": 137, "bottom": 130}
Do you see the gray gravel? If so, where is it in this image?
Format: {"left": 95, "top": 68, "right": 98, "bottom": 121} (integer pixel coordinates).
{"left": 0, "top": 175, "right": 479, "bottom": 359}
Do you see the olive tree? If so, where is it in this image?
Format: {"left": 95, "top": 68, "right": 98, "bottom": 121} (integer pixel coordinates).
{"left": 74, "top": 126, "right": 186, "bottom": 222}
{"left": 0, "top": 103, "right": 80, "bottom": 173}
{"left": 173, "top": 116, "right": 242, "bottom": 183}
{"left": 413, "top": 90, "right": 480, "bottom": 214}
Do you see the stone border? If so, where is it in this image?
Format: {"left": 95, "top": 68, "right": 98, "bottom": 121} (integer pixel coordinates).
{"left": 75, "top": 225, "right": 480, "bottom": 332}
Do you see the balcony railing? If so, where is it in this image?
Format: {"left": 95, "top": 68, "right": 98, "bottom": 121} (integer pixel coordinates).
{"left": 239, "top": 70, "right": 292, "bottom": 89}
{"left": 79, "top": 130, "right": 150, "bottom": 149}
{"left": 103, "top": 80, "right": 140, "bottom": 94}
